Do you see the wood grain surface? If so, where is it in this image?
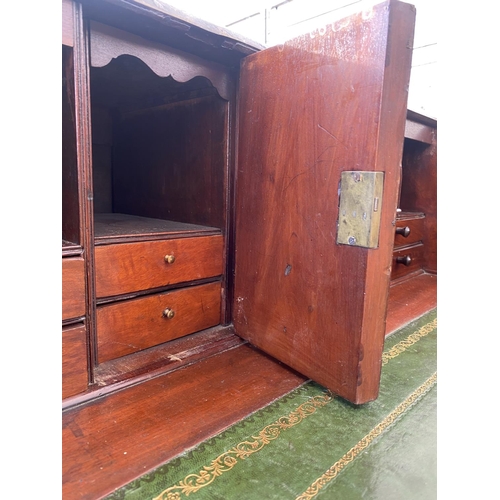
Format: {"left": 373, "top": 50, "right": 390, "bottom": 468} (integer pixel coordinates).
{"left": 62, "top": 323, "right": 88, "bottom": 399}
{"left": 234, "top": 0, "right": 415, "bottom": 404}
{"left": 62, "top": 344, "right": 306, "bottom": 499}
{"left": 62, "top": 257, "right": 86, "bottom": 321}
{"left": 95, "top": 234, "right": 223, "bottom": 297}
{"left": 97, "top": 282, "right": 221, "bottom": 362}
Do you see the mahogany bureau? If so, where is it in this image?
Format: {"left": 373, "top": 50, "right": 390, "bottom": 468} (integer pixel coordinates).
{"left": 62, "top": 1, "right": 436, "bottom": 497}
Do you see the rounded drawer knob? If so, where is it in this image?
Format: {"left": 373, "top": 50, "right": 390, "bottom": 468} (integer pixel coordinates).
{"left": 162, "top": 308, "right": 175, "bottom": 319}
{"left": 396, "top": 226, "right": 411, "bottom": 237}
{"left": 396, "top": 255, "right": 412, "bottom": 266}
{"left": 164, "top": 254, "right": 176, "bottom": 264}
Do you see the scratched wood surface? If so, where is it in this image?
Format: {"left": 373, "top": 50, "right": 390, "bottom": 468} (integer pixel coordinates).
{"left": 96, "top": 281, "right": 222, "bottom": 362}
{"left": 62, "top": 344, "right": 306, "bottom": 499}
{"left": 234, "top": 0, "right": 415, "bottom": 404}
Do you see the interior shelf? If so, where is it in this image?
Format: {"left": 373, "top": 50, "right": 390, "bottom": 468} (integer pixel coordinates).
{"left": 396, "top": 210, "right": 425, "bottom": 220}
{"left": 89, "top": 55, "right": 228, "bottom": 244}
{"left": 94, "top": 213, "right": 221, "bottom": 244}
{"left": 62, "top": 239, "right": 83, "bottom": 258}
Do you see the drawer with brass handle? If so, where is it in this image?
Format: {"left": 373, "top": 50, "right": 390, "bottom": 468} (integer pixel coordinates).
{"left": 96, "top": 281, "right": 221, "bottom": 363}
{"left": 95, "top": 234, "right": 223, "bottom": 298}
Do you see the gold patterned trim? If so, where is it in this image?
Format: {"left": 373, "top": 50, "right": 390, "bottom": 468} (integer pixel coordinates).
{"left": 382, "top": 317, "right": 437, "bottom": 365}
{"left": 152, "top": 317, "right": 437, "bottom": 500}
{"left": 153, "top": 394, "right": 334, "bottom": 500}
{"left": 295, "top": 372, "right": 437, "bottom": 500}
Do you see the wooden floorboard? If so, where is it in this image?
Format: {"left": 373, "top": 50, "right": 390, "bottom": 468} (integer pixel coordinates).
{"left": 386, "top": 273, "right": 437, "bottom": 335}
{"left": 62, "top": 344, "right": 307, "bottom": 500}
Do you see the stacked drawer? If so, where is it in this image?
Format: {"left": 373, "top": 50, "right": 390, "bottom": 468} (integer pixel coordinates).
{"left": 94, "top": 234, "right": 223, "bottom": 363}
{"left": 62, "top": 256, "right": 88, "bottom": 399}
{"left": 391, "top": 212, "right": 425, "bottom": 281}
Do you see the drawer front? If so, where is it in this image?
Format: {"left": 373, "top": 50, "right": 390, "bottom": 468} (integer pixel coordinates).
{"left": 62, "top": 257, "right": 86, "bottom": 321}
{"left": 95, "top": 235, "right": 223, "bottom": 298}
{"left": 391, "top": 243, "right": 424, "bottom": 281}
{"left": 394, "top": 217, "right": 425, "bottom": 247}
{"left": 97, "top": 282, "right": 221, "bottom": 363}
{"left": 62, "top": 323, "right": 88, "bottom": 399}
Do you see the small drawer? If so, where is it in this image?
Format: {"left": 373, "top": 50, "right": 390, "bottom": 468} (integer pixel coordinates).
{"left": 391, "top": 243, "right": 424, "bottom": 281}
{"left": 95, "top": 235, "right": 223, "bottom": 298}
{"left": 62, "top": 257, "right": 86, "bottom": 321}
{"left": 394, "top": 216, "right": 425, "bottom": 247}
{"left": 62, "top": 323, "right": 88, "bottom": 399}
{"left": 97, "top": 281, "right": 221, "bottom": 363}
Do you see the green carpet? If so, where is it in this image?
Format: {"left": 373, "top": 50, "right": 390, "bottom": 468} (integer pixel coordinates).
{"left": 106, "top": 309, "right": 437, "bottom": 500}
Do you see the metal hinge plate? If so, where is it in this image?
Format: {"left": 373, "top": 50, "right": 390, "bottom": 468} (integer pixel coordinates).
{"left": 336, "top": 171, "right": 384, "bottom": 249}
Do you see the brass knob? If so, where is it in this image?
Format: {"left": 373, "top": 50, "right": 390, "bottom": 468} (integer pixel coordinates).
{"left": 396, "top": 226, "right": 411, "bottom": 237}
{"left": 164, "top": 254, "right": 176, "bottom": 264}
{"left": 162, "top": 308, "right": 175, "bottom": 319}
{"left": 396, "top": 255, "right": 412, "bottom": 266}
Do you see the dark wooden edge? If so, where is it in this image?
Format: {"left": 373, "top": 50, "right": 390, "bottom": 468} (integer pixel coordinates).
{"left": 62, "top": 245, "right": 83, "bottom": 257}
{"left": 405, "top": 110, "right": 437, "bottom": 144}
{"left": 74, "top": 6, "right": 96, "bottom": 387}
{"left": 132, "top": 0, "right": 264, "bottom": 49}
{"left": 94, "top": 228, "right": 222, "bottom": 245}
{"left": 404, "top": 120, "right": 435, "bottom": 144}
{"left": 389, "top": 268, "right": 425, "bottom": 286}
{"left": 62, "top": 325, "right": 245, "bottom": 411}
{"left": 396, "top": 210, "right": 425, "bottom": 220}
{"left": 62, "top": 316, "right": 86, "bottom": 327}
{"left": 393, "top": 241, "right": 423, "bottom": 252}
{"left": 95, "top": 276, "right": 222, "bottom": 305}
{"left": 407, "top": 108, "right": 437, "bottom": 128}
{"left": 224, "top": 66, "right": 240, "bottom": 325}
{"left": 79, "top": 0, "right": 264, "bottom": 67}
{"left": 355, "top": 0, "right": 416, "bottom": 404}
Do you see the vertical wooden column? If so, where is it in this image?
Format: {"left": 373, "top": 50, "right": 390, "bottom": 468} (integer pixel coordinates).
{"left": 73, "top": 2, "right": 97, "bottom": 387}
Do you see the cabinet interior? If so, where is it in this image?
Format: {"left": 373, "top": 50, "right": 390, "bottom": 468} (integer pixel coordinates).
{"left": 392, "top": 133, "right": 437, "bottom": 281}
{"left": 397, "top": 138, "right": 427, "bottom": 223}
{"left": 400, "top": 137, "right": 433, "bottom": 213}
{"left": 89, "top": 54, "right": 228, "bottom": 244}
{"left": 62, "top": 44, "right": 80, "bottom": 250}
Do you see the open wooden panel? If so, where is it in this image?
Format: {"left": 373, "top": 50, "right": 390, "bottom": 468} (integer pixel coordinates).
{"left": 234, "top": 0, "right": 415, "bottom": 404}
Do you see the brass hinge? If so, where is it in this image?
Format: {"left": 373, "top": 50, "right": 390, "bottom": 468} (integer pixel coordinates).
{"left": 336, "top": 171, "right": 384, "bottom": 249}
